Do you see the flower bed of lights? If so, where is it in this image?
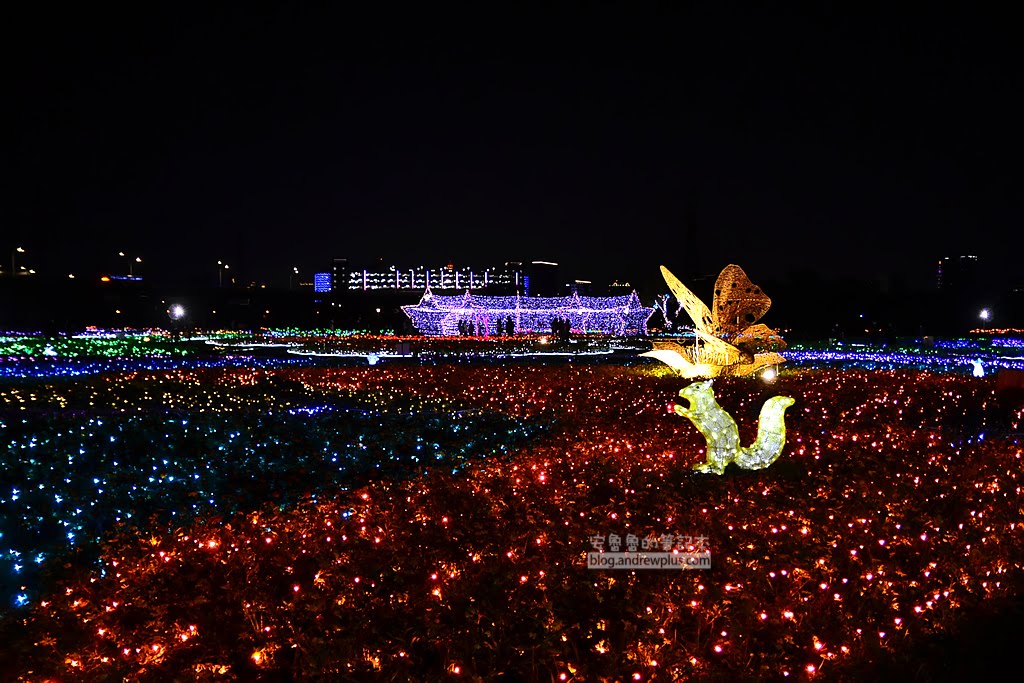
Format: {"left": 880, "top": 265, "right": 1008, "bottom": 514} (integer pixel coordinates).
{"left": 287, "top": 334, "right": 630, "bottom": 359}
{"left": 2, "top": 361, "right": 1024, "bottom": 680}
{"left": 0, "top": 356, "right": 317, "bottom": 380}
{"left": 0, "top": 336, "right": 195, "bottom": 360}
{"left": 72, "top": 328, "right": 173, "bottom": 339}
{"left": 782, "top": 337, "right": 1024, "bottom": 375}
{"left": 971, "top": 327, "right": 1024, "bottom": 336}
{"left": 203, "top": 330, "right": 640, "bottom": 359}
{"left": 0, "top": 369, "right": 550, "bottom": 615}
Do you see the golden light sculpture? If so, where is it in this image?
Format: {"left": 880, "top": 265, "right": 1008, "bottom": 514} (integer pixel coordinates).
{"left": 673, "top": 379, "right": 795, "bottom": 474}
{"left": 641, "top": 264, "right": 787, "bottom": 378}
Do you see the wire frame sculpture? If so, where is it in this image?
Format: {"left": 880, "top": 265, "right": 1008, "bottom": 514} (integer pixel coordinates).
{"left": 641, "top": 264, "right": 787, "bottom": 378}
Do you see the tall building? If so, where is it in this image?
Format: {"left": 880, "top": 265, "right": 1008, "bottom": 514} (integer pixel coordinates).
{"left": 313, "top": 272, "right": 331, "bottom": 293}
{"left": 568, "top": 280, "right": 592, "bottom": 295}
{"left": 937, "top": 255, "right": 980, "bottom": 293}
{"left": 331, "top": 259, "right": 350, "bottom": 295}
{"left": 326, "top": 259, "right": 525, "bottom": 294}
{"left": 527, "top": 261, "right": 559, "bottom": 297}
{"left": 503, "top": 262, "right": 525, "bottom": 295}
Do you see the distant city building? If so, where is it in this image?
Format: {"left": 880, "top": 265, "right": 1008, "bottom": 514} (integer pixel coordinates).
{"left": 313, "top": 272, "right": 331, "bottom": 293}
{"left": 331, "top": 258, "right": 350, "bottom": 294}
{"left": 402, "top": 289, "right": 654, "bottom": 336}
{"left": 326, "top": 259, "right": 525, "bottom": 293}
{"left": 527, "top": 261, "right": 559, "bottom": 297}
{"left": 567, "top": 280, "right": 592, "bottom": 295}
{"left": 323, "top": 257, "right": 636, "bottom": 300}
{"left": 937, "top": 255, "right": 980, "bottom": 292}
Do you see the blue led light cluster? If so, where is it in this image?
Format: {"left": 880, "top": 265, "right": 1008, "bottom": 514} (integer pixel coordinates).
{"left": 402, "top": 290, "right": 654, "bottom": 336}
{"left": 783, "top": 344, "right": 1024, "bottom": 374}
{"left": 0, "top": 386, "right": 548, "bottom": 611}
{"left": 0, "top": 356, "right": 315, "bottom": 380}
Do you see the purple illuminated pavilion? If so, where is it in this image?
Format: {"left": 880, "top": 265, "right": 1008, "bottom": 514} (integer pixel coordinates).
{"left": 401, "top": 287, "right": 655, "bottom": 336}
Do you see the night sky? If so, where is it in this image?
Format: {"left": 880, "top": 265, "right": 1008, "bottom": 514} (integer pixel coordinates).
{"left": 9, "top": 5, "right": 1022, "bottom": 292}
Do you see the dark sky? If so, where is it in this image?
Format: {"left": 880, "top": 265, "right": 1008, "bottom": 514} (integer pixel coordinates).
{"left": 8, "top": 4, "right": 1022, "bottom": 292}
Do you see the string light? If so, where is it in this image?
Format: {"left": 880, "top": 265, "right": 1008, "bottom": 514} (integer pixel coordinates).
{"left": 782, "top": 338, "right": 1024, "bottom": 374}
{"left": 1, "top": 330, "right": 1022, "bottom": 679}
{"left": 402, "top": 289, "right": 654, "bottom": 336}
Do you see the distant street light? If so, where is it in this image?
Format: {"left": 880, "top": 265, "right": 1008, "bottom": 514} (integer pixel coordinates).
{"left": 118, "top": 252, "right": 143, "bottom": 276}
{"left": 979, "top": 308, "right": 992, "bottom": 322}
{"left": 218, "top": 261, "right": 230, "bottom": 287}
{"left": 290, "top": 266, "right": 299, "bottom": 289}
{"left": 11, "top": 246, "right": 25, "bottom": 277}
{"left": 118, "top": 252, "right": 142, "bottom": 277}
{"left": 168, "top": 303, "right": 187, "bottom": 341}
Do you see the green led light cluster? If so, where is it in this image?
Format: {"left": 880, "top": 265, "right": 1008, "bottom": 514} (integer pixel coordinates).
{"left": 0, "top": 337, "right": 194, "bottom": 359}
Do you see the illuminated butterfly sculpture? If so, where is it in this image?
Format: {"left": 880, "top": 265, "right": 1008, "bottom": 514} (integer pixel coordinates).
{"left": 641, "top": 264, "right": 787, "bottom": 378}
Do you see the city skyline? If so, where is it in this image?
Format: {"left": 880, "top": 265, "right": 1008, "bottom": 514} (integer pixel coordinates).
{"left": 3, "top": 246, "right": 1003, "bottom": 299}
{"left": 9, "top": 5, "right": 1023, "bottom": 294}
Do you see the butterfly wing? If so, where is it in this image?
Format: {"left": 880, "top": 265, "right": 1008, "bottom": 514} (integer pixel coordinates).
{"left": 641, "top": 349, "right": 700, "bottom": 376}
{"left": 661, "top": 265, "right": 714, "bottom": 335}
{"left": 693, "top": 329, "right": 752, "bottom": 365}
{"left": 649, "top": 340, "right": 697, "bottom": 362}
{"left": 641, "top": 350, "right": 722, "bottom": 378}
{"left": 711, "top": 264, "right": 772, "bottom": 336}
